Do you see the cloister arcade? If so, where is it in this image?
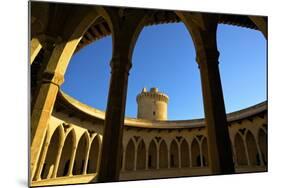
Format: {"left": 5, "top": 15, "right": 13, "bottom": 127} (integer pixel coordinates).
{"left": 30, "top": 1, "right": 267, "bottom": 187}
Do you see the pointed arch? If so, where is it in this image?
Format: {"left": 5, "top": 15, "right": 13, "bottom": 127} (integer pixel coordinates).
{"left": 181, "top": 139, "right": 190, "bottom": 168}
{"left": 246, "top": 131, "right": 260, "bottom": 166}
{"left": 170, "top": 140, "right": 179, "bottom": 168}
{"left": 41, "top": 125, "right": 63, "bottom": 179}
{"left": 148, "top": 139, "right": 157, "bottom": 169}
{"left": 159, "top": 140, "right": 168, "bottom": 168}
{"left": 191, "top": 138, "right": 200, "bottom": 167}
{"left": 201, "top": 137, "right": 208, "bottom": 167}
{"left": 136, "top": 139, "right": 146, "bottom": 170}
{"left": 57, "top": 129, "right": 76, "bottom": 177}
{"left": 234, "top": 133, "right": 247, "bottom": 166}
{"left": 87, "top": 135, "right": 100, "bottom": 173}
{"left": 258, "top": 128, "right": 267, "bottom": 165}
{"left": 73, "top": 132, "right": 89, "bottom": 175}
{"left": 125, "top": 139, "right": 135, "bottom": 171}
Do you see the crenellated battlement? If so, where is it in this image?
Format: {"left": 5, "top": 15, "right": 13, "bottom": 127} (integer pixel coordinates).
{"left": 136, "top": 87, "right": 169, "bottom": 104}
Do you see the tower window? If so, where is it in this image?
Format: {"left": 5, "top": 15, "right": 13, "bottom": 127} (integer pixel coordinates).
{"left": 153, "top": 111, "right": 155, "bottom": 116}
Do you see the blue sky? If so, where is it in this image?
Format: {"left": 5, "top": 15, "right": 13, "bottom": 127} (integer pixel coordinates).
{"left": 61, "top": 23, "right": 266, "bottom": 120}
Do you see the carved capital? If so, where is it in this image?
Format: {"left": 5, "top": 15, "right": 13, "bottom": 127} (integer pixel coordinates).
{"left": 42, "top": 71, "right": 64, "bottom": 86}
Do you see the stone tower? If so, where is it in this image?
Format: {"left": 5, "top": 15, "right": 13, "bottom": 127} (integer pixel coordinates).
{"left": 136, "top": 87, "right": 169, "bottom": 120}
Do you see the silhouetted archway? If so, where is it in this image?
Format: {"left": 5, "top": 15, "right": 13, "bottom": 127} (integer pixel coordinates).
{"left": 181, "top": 139, "right": 190, "bottom": 168}
{"left": 125, "top": 139, "right": 135, "bottom": 171}
{"left": 148, "top": 140, "right": 157, "bottom": 169}
{"left": 246, "top": 131, "right": 260, "bottom": 166}
{"left": 73, "top": 133, "right": 89, "bottom": 175}
{"left": 87, "top": 136, "right": 100, "bottom": 173}
{"left": 191, "top": 138, "right": 200, "bottom": 167}
{"left": 170, "top": 140, "right": 179, "bottom": 168}
{"left": 234, "top": 133, "right": 247, "bottom": 165}
{"left": 258, "top": 129, "right": 267, "bottom": 165}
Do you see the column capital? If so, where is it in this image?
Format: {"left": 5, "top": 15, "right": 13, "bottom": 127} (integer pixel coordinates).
{"left": 42, "top": 71, "right": 64, "bottom": 86}
{"left": 196, "top": 49, "right": 220, "bottom": 67}
{"left": 110, "top": 56, "right": 132, "bottom": 74}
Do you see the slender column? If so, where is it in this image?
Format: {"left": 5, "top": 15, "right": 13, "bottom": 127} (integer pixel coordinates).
{"left": 52, "top": 143, "right": 64, "bottom": 178}
{"left": 199, "top": 141, "right": 203, "bottom": 167}
{"left": 197, "top": 49, "right": 234, "bottom": 174}
{"left": 189, "top": 143, "right": 192, "bottom": 168}
{"left": 97, "top": 57, "right": 132, "bottom": 182}
{"left": 178, "top": 144, "right": 182, "bottom": 168}
{"left": 156, "top": 145, "right": 160, "bottom": 169}
{"left": 34, "top": 142, "right": 50, "bottom": 180}
{"left": 145, "top": 148, "right": 149, "bottom": 170}
{"left": 83, "top": 144, "right": 91, "bottom": 175}
{"left": 133, "top": 146, "right": 137, "bottom": 171}
{"left": 167, "top": 148, "right": 171, "bottom": 169}
{"left": 244, "top": 137, "right": 251, "bottom": 166}
{"left": 67, "top": 147, "right": 77, "bottom": 176}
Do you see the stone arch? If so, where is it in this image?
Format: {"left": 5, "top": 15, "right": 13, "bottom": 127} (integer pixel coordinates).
{"left": 44, "top": 7, "right": 113, "bottom": 82}
{"left": 136, "top": 139, "right": 146, "bottom": 170}
{"left": 246, "top": 131, "right": 260, "bottom": 166}
{"left": 258, "top": 128, "right": 267, "bottom": 165}
{"left": 125, "top": 139, "right": 135, "bottom": 171}
{"left": 181, "top": 139, "right": 190, "bottom": 168}
{"left": 73, "top": 132, "right": 90, "bottom": 175}
{"left": 159, "top": 140, "right": 168, "bottom": 169}
{"left": 148, "top": 139, "right": 157, "bottom": 169}
{"left": 87, "top": 135, "right": 100, "bottom": 174}
{"left": 201, "top": 137, "right": 208, "bottom": 167}
{"left": 234, "top": 133, "right": 247, "bottom": 166}
{"left": 191, "top": 138, "right": 200, "bottom": 167}
{"left": 170, "top": 140, "right": 179, "bottom": 168}
{"left": 41, "top": 125, "right": 63, "bottom": 179}
{"left": 57, "top": 129, "right": 76, "bottom": 177}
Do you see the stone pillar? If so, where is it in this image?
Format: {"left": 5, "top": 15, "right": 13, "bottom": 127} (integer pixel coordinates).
{"left": 52, "top": 143, "right": 64, "bottom": 178}
{"left": 167, "top": 148, "right": 171, "bottom": 169}
{"left": 83, "top": 144, "right": 91, "bottom": 175}
{"left": 34, "top": 142, "right": 50, "bottom": 180}
{"left": 97, "top": 57, "right": 132, "bottom": 182}
{"left": 178, "top": 145, "right": 182, "bottom": 168}
{"left": 145, "top": 149, "right": 149, "bottom": 170}
{"left": 67, "top": 147, "right": 77, "bottom": 176}
{"left": 30, "top": 71, "right": 64, "bottom": 179}
{"left": 197, "top": 49, "right": 234, "bottom": 174}
{"left": 134, "top": 146, "right": 137, "bottom": 171}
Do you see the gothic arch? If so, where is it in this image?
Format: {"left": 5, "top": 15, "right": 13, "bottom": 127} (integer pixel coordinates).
{"left": 125, "top": 139, "right": 135, "bottom": 171}
{"left": 246, "top": 131, "right": 260, "bottom": 166}
{"left": 41, "top": 125, "right": 63, "bottom": 179}
{"left": 181, "top": 139, "right": 190, "bottom": 168}
{"left": 258, "top": 128, "right": 267, "bottom": 165}
{"left": 73, "top": 132, "right": 90, "bottom": 175}
{"left": 159, "top": 140, "right": 168, "bottom": 169}
{"left": 57, "top": 129, "right": 76, "bottom": 177}
{"left": 170, "top": 140, "right": 179, "bottom": 168}
{"left": 234, "top": 133, "right": 247, "bottom": 166}
{"left": 87, "top": 135, "right": 100, "bottom": 173}
{"left": 148, "top": 139, "right": 157, "bottom": 169}
{"left": 191, "top": 138, "right": 200, "bottom": 167}
{"left": 136, "top": 139, "right": 146, "bottom": 170}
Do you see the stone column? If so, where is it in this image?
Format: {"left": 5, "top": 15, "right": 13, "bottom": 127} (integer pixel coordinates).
{"left": 178, "top": 145, "right": 182, "bottom": 168}
{"left": 67, "top": 147, "right": 77, "bottom": 176}
{"left": 134, "top": 146, "right": 137, "bottom": 171}
{"left": 97, "top": 57, "right": 132, "bottom": 182}
{"left": 197, "top": 49, "right": 234, "bottom": 174}
{"left": 83, "top": 144, "right": 91, "bottom": 175}
{"left": 167, "top": 148, "right": 171, "bottom": 169}
{"left": 34, "top": 142, "right": 50, "bottom": 180}
{"left": 30, "top": 71, "right": 64, "bottom": 179}
{"left": 145, "top": 149, "right": 149, "bottom": 170}
{"left": 52, "top": 143, "right": 64, "bottom": 178}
